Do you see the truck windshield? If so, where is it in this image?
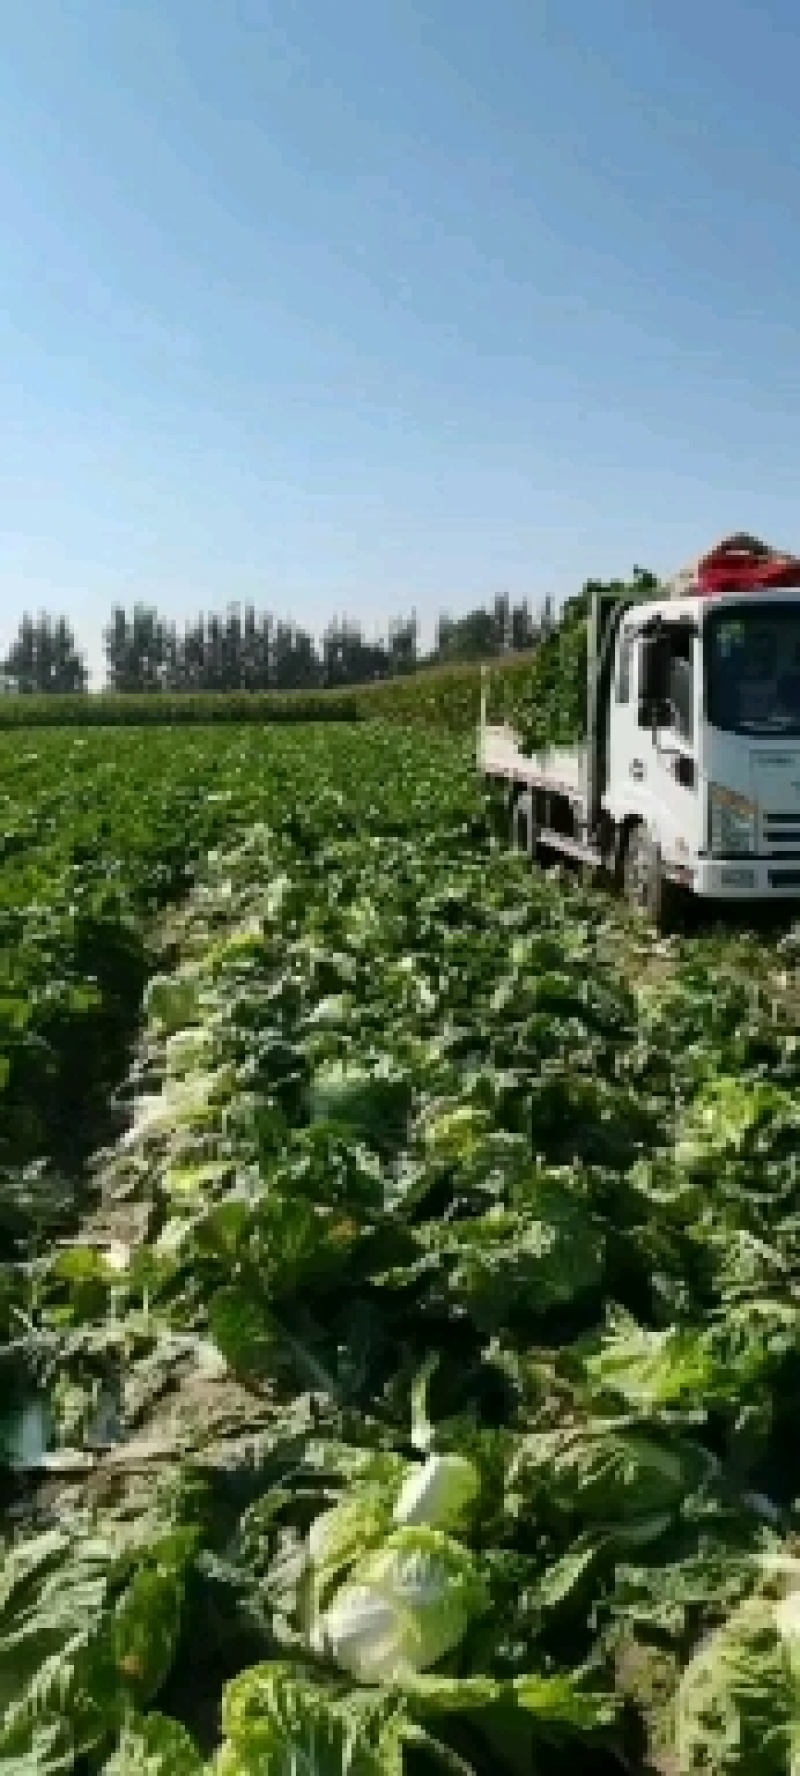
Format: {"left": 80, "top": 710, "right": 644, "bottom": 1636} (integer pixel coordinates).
{"left": 705, "top": 605, "right": 800, "bottom": 735}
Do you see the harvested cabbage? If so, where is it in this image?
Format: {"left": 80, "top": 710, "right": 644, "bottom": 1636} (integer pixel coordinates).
{"left": 312, "top": 1527, "right": 486, "bottom": 1683}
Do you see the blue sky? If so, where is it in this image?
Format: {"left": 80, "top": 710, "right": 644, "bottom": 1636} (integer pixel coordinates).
{"left": 1, "top": 0, "right": 799, "bottom": 682}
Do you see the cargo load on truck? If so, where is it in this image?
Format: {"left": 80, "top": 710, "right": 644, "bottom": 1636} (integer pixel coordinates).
{"left": 499, "top": 536, "right": 800, "bottom": 759}
{"left": 498, "top": 568, "right": 657, "bottom": 756}
{"left": 666, "top": 533, "right": 800, "bottom": 599}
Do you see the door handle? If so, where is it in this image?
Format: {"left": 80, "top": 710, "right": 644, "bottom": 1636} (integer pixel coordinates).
{"left": 631, "top": 760, "right": 645, "bottom": 781}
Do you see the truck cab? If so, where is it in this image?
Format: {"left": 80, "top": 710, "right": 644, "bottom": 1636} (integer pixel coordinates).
{"left": 479, "top": 535, "right": 800, "bottom": 927}
{"left": 606, "top": 590, "right": 800, "bottom": 905}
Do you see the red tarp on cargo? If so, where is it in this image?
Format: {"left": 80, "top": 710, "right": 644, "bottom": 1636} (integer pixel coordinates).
{"left": 696, "top": 534, "right": 800, "bottom": 594}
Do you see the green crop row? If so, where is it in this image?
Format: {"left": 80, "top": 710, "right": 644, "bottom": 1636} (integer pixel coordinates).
{"left": 0, "top": 721, "right": 488, "bottom": 1237}
{"left": 0, "top": 726, "right": 354, "bottom": 1219}
{"left": 0, "top": 689, "right": 359, "bottom": 727}
{"left": 352, "top": 650, "right": 538, "bottom": 731}
{"left": 0, "top": 652, "right": 537, "bottom": 734}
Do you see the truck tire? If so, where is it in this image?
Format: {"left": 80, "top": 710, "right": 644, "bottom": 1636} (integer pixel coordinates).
{"left": 622, "top": 822, "right": 679, "bottom": 934}
{"left": 486, "top": 782, "right": 512, "bottom": 842}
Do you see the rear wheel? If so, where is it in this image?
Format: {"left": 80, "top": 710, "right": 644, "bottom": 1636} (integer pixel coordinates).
{"left": 622, "top": 822, "right": 680, "bottom": 934}
{"left": 486, "top": 782, "right": 512, "bottom": 842}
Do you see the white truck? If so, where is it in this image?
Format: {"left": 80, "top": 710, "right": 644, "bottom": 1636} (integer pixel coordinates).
{"left": 478, "top": 535, "right": 800, "bottom": 929}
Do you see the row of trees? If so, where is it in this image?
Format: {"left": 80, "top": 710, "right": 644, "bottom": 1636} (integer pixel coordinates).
{"left": 1, "top": 593, "right": 555, "bottom": 696}
{"left": 1, "top": 614, "right": 88, "bottom": 695}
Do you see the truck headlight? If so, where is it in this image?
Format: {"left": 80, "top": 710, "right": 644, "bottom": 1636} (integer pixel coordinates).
{"left": 708, "top": 784, "right": 757, "bottom": 855}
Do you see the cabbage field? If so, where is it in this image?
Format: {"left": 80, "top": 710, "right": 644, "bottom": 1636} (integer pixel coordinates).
{"left": 3, "top": 719, "right": 800, "bottom": 1775}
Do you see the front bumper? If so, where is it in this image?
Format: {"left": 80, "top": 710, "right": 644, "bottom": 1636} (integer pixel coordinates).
{"left": 675, "top": 857, "right": 800, "bottom": 899}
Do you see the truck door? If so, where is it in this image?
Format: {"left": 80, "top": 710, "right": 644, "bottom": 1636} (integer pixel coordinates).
{"left": 640, "top": 621, "right": 699, "bottom": 863}
{"left": 604, "top": 620, "right": 641, "bottom": 808}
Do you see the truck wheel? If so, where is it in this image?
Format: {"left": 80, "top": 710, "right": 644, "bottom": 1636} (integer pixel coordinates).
{"left": 622, "top": 823, "right": 678, "bottom": 934}
{"left": 486, "top": 783, "right": 511, "bottom": 841}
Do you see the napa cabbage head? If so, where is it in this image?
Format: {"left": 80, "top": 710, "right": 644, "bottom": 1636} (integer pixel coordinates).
{"left": 429, "top": 1197, "right": 604, "bottom": 1322}
{"left": 508, "top": 1421, "right": 703, "bottom": 1534}
{"left": 673, "top": 1580, "right": 800, "bottom": 1774}
{"left": 214, "top": 1662, "right": 396, "bottom": 1776}
{"left": 309, "top": 1061, "right": 412, "bottom": 1155}
{"left": 311, "top": 1527, "right": 487, "bottom": 1683}
{"left": 675, "top": 1076, "right": 798, "bottom": 1169}
{"left": 308, "top": 1452, "right": 479, "bottom": 1583}
{"left": 419, "top": 1103, "right": 494, "bottom": 1167}
{"left": 583, "top": 1309, "right": 720, "bottom": 1412}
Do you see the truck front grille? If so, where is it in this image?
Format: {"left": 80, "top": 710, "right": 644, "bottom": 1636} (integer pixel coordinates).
{"left": 768, "top": 869, "right": 800, "bottom": 888}
{"left": 762, "top": 812, "right": 800, "bottom": 853}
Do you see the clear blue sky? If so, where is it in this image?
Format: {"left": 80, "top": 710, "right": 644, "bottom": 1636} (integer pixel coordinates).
{"left": 1, "top": 0, "right": 799, "bottom": 682}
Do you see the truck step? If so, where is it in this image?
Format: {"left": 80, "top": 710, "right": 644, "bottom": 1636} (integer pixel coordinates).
{"left": 536, "top": 827, "right": 603, "bottom": 868}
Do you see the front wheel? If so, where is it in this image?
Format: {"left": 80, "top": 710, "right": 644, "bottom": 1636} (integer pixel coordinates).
{"left": 622, "top": 823, "right": 681, "bottom": 934}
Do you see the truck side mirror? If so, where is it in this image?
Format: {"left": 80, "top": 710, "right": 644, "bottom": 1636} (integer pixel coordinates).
{"left": 638, "top": 634, "right": 669, "bottom": 726}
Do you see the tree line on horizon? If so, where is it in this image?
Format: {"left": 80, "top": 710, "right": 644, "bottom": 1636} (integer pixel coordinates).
{"left": 0, "top": 593, "right": 556, "bottom": 695}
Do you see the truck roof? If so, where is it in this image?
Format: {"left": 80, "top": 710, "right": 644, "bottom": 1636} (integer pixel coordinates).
{"left": 625, "top": 586, "right": 800, "bottom": 629}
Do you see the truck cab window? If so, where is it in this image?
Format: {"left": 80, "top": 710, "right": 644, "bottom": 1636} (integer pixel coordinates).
{"left": 707, "top": 609, "right": 800, "bottom": 735}
{"left": 665, "top": 627, "right": 694, "bottom": 744}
